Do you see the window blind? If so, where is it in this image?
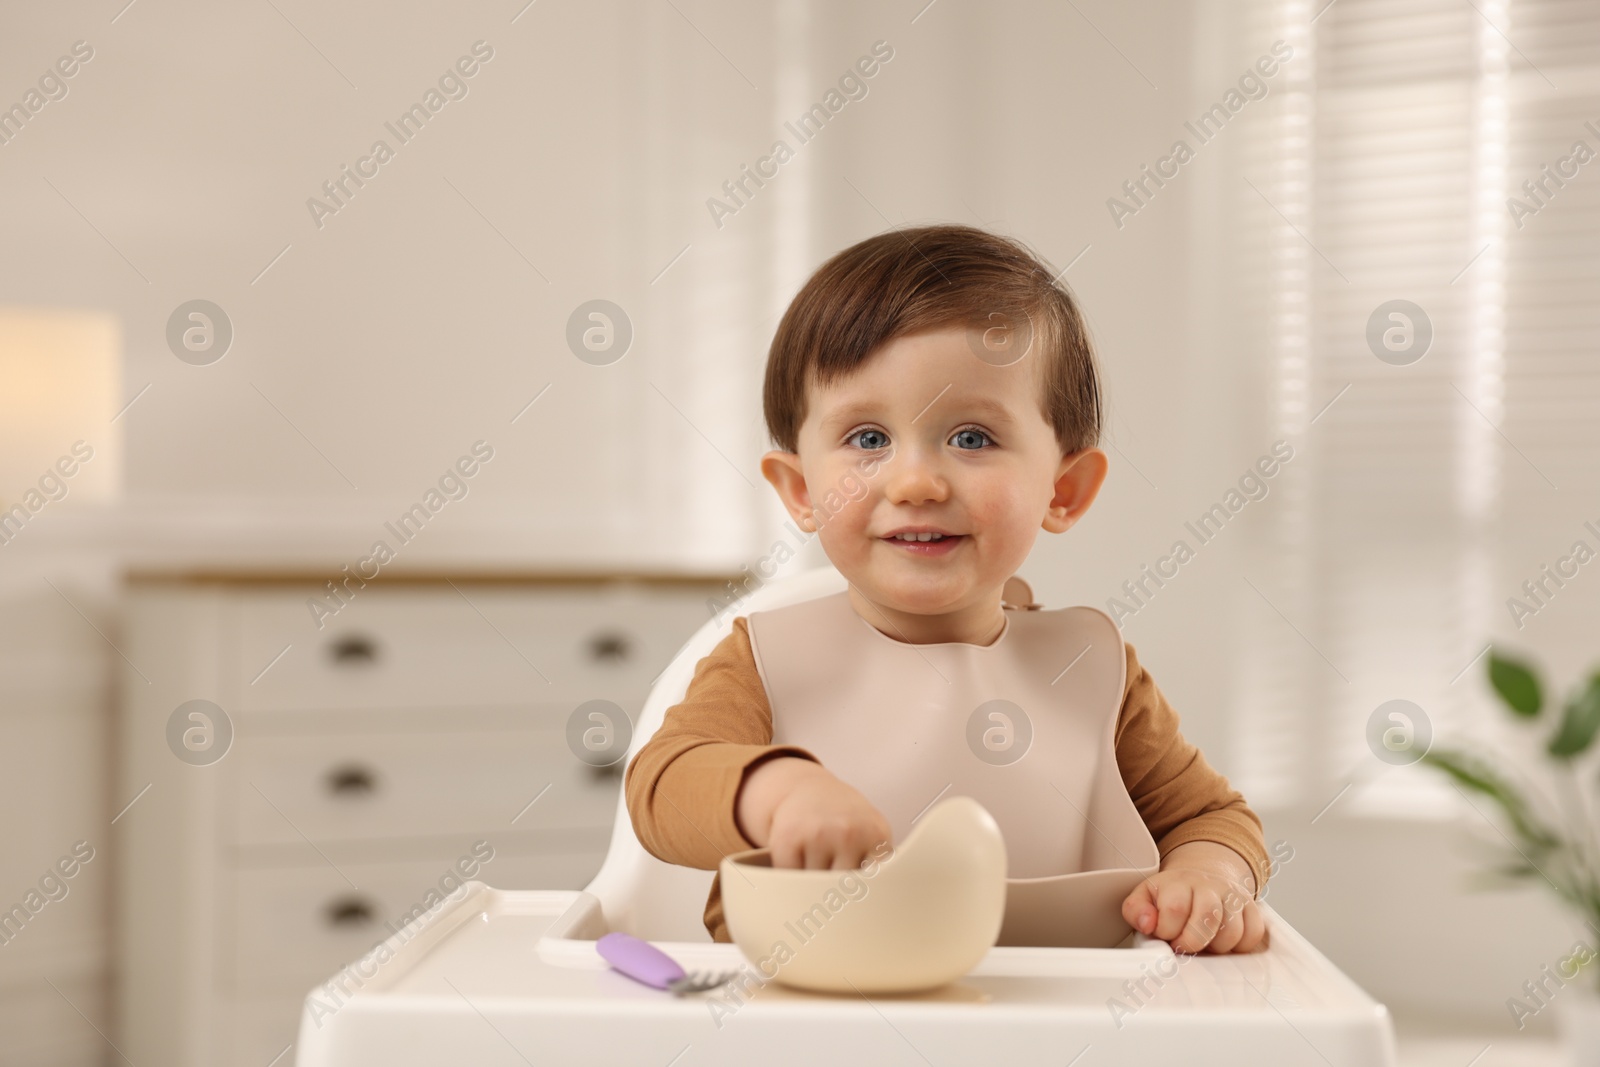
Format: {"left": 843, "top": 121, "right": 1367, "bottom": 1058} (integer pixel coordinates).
{"left": 1231, "top": 0, "right": 1600, "bottom": 816}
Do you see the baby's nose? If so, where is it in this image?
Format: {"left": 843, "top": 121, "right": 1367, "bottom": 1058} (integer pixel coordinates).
{"left": 880, "top": 448, "right": 951, "bottom": 505}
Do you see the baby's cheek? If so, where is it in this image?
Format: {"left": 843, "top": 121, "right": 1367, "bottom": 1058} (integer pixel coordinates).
{"left": 955, "top": 490, "right": 1000, "bottom": 531}
{"left": 822, "top": 494, "right": 874, "bottom": 543}
{"left": 969, "top": 490, "right": 1038, "bottom": 555}
{"left": 812, "top": 504, "right": 877, "bottom": 576}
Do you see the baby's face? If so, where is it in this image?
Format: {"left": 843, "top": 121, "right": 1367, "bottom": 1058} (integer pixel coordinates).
{"left": 763, "top": 325, "right": 1104, "bottom": 628}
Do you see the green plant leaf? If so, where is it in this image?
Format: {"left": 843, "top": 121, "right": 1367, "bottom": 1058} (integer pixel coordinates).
{"left": 1489, "top": 651, "right": 1543, "bottom": 717}
{"left": 1420, "top": 747, "right": 1562, "bottom": 850}
{"left": 1549, "top": 673, "right": 1600, "bottom": 759}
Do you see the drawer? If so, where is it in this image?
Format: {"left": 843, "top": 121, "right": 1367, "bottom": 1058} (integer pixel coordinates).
{"left": 225, "top": 849, "right": 606, "bottom": 995}
{"left": 234, "top": 584, "right": 715, "bottom": 712}
{"left": 228, "top": 727, "right": 620, "bottom": 847}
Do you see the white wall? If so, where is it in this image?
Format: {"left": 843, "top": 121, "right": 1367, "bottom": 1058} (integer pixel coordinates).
{"left": 0, "top": 0, "right": 1227, "bottom": 567}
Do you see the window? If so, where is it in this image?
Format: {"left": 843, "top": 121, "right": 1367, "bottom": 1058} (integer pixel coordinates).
{"left": 1231, "top": 0, "right": 1600, "bottom": 815}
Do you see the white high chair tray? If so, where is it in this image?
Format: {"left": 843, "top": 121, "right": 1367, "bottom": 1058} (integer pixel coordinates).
{"left": 295, "top": 882, "right": 1397, "bottom": 1066}
{"left": 534, "top": 887, "right": 1175, "bottom": 977}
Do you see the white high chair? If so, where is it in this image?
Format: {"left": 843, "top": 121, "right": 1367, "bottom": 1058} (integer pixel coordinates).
{"left": 578, "top": 563, "right": 850, "bottom": 941}
{"left": 296, "top": 565, "right": 1400, "bottom": 1067}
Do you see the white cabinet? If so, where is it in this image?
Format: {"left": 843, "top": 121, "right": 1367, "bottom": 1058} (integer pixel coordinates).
{"left": 115, "top": 577, "right": 719, "bottom": 1067}
{"left": 0, "top": 561, "right": 117, "bottom": 1067}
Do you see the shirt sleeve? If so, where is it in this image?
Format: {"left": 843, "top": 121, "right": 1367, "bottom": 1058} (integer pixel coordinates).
{"left": 1113, "top": 640, "right": 1272, "bottom": 897}
{"left": 623, "top": 616, "right": 819, "bottom": 871}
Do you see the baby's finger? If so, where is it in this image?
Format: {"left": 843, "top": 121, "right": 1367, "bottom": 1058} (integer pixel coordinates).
{"left": 831, "top": 841, "right": 868, "bottom": 870}
{"left": 1173, "top": 886, "right": 1224, "bottom": 954}
{"left": 1121, "top": 880, "right": 1160, "bottom": 936}
{"left": 1151, "top": 881, "right": 1194, "bottom": 943}
{"left": 770, "top": 831, "right": 805, "bottom": 870}
{"left": 1205, "top": 904, "right": 1246, "bottom": 955}
{"left": 803, "top": 838, "right": 836, "bottom": 870}
{"left": 1236, "top": 901, "right": 1269, "bottom": 953}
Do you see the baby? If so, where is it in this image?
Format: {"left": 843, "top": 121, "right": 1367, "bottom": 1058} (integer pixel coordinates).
{"left": 626, "top": 224, "right": 1269, "bottom": 955}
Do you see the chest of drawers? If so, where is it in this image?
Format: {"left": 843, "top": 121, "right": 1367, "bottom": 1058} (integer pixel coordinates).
{"left": 115, "top": 576, "right": 723, "bottom": 1067}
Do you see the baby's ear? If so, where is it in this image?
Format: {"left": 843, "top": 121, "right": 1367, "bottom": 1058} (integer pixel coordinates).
{"left": 760, "top": 451, "right": 816, "bottom": 530}
{"left": 1043, "top": 448, "right": 1108, "bottom": 534}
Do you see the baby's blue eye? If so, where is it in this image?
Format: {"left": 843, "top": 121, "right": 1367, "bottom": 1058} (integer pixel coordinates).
{"left": 951, "top": 428, "right": 991, "bottom": 450}
{"left": 850, "top": 428, "right": 890, "bottom": 450}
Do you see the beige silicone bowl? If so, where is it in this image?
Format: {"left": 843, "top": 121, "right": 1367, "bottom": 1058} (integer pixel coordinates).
{"left": 719, "top": 796, "right": 1007, "bottom": 994}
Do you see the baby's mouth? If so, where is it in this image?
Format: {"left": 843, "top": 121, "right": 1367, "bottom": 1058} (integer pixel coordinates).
{"left": 883, "top": 532, "right": 961, "bottom": 542}
{"left": 882, "top": 532, "right": 966, "bottom": 554}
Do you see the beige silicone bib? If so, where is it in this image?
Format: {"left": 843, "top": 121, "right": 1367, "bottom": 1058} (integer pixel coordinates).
{"left": 745, "top": 581, "right": 1159, "bottom": 948}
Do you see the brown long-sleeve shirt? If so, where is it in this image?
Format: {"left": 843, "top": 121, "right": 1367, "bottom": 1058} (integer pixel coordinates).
{"left": 624, "top": 615, "right": 1268, "bottom": 943}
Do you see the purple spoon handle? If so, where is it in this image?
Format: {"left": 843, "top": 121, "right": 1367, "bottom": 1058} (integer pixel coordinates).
{"left": 596, "top": 932, "right": 687, "bottom": 990}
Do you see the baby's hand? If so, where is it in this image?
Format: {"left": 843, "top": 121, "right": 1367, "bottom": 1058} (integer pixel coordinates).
{"left": 740, "top": 757, "right": 892, "bottom": 870}
{"left": 1120, "top": 842, "right": 1266, "bottom": 954}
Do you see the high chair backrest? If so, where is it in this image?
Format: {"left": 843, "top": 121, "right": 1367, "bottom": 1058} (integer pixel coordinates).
{"left": 580, "top": 563, "right": 848, "bottom": 941}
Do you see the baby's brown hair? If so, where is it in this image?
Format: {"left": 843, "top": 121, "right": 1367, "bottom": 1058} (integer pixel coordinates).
{"left": 762, "top": 223, "right": 1102, "bottom": 456}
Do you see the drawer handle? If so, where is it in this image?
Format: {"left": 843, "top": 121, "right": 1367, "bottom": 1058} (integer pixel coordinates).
{"left": 329, "top": 634, "right": 379, "bottom": 665}
{"left": 325, "top": 896, "right": 376, "bottom": 928}
{"left": 587, "top": 630, "right": 633, "bottom": 664}
{"left": 326, "top": 764, "right": 378, "bottom": 796}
